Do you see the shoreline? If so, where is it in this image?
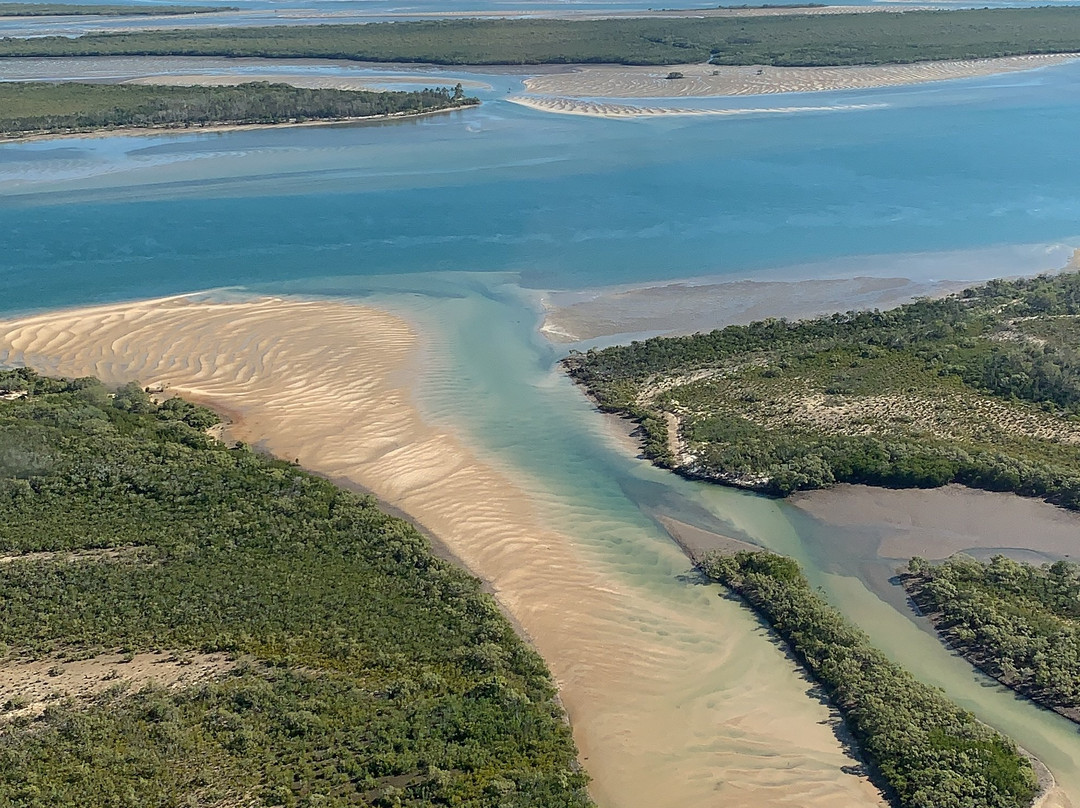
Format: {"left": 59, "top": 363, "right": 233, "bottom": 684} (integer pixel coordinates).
{"left": 0, "top": 103, "right": 474, "bottom": 145}
{"left": 0, "top": 292, "right": 890, "bottom": 808}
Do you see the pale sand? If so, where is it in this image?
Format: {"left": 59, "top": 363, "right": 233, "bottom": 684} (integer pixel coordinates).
{"left": 0, "top": 651, "right": 235, "bottom": 724}
{"left": 791, "top": 484, "right": 1080, "bottom": 563}
{"left": 509, "top": 94, "right": 885, "bottom": 118}
{"left": 522, "top": 53, "right": 1080, "bottom": 104}
{"left": 0, "top": 294, "right": 886, "bottom": 808}
{"left": 541, "top": 275, "right": 969, "bottom": 342}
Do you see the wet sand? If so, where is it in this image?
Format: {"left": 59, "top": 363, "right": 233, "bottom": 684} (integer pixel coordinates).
{"left": 791, "top": 484, "right": 1080, "bottom": 565}
{"left": 0, "top": 294, "right": 887, "bottom": 808}
{"left": 509, "top": 95, "right": 884, "bottom": 118}
{"left": 541, "top": 275, "right": 969, "bottom": 342}
{"left": 521, "top": 54, "right": 1080, "bottom": 112}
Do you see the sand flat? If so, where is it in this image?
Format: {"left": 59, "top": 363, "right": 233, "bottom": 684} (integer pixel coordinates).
{"left": 0, "top": 294, "right": 886, "bottom": 808}
{"left": 791, "top": 483, "right": 1080, "bottom": 563}
{"left": 521, "top": 54, "right": 1080, "bottom": 106}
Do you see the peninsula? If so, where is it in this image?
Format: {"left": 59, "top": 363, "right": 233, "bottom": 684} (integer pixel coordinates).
{"left": 564, "top": 270, "right": 1080, "bottom": 507}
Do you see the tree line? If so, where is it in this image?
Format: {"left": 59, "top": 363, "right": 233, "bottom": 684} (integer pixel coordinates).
{"left": 703, "top": 551, "right": 1038, "bottom": 808}
{"left": 0, "top": 81, "right": 478, "bottom": 138}
{"left": 565, "top": 271, "right": 1080, "bottom": 506}
{"left": 905, "top": 555, "right": 1080, "bottom": 721}
{"left": 0, "top": 369, "right": 591, "bottom": 807}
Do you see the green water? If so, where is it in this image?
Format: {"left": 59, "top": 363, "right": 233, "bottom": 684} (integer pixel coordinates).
{"left": 353, "top": 279, "right": 1080, "bottom": 800}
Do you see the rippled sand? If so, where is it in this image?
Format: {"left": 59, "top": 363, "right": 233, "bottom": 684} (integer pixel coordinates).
{"left": 509, "top": 95, "right": 884, "bottom": 118}
{"left": 521, "top": 54, "right": 1080, "bottom": 107}
{"left": 0, "top": 295, "right": 886, "bottom": 808}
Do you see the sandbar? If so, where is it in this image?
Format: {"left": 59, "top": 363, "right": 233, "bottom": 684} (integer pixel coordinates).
{"left": 0, "top": 294, "right": 887, "bottom": 808}
{"left": 521, "top": 53, "right": 1079, "bottom": 104}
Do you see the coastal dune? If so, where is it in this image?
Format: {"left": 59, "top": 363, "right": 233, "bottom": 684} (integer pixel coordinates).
{"left": 0, "top": 294, "right": 886, "bottom": 808}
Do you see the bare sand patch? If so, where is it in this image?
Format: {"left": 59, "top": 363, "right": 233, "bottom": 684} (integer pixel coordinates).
{"left": 0, "top": 651, "right": 235, "bottom": 724}
{"left": 0, "top": 294, "right": 886, "bottom": 808}
{"left": 522, "top": 53, "right": 1080, "bottom": 104}
{"left": 0, "top": 546, "right": 147, "bottom": 565}
{"left": 541, "top": 275, "right": 968, "bottom": 342}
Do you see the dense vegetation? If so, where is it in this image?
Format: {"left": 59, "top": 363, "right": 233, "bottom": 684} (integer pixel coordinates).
{"left": 565, "top": 271, "right": 1080, "bottom": 506}
{"left": 0, "top": 369, "right": 591, "bottom": 807}
{"left": 703, "top": 551, "right": 1038, "bottom": 808}
{"left": 0, "top": 81, "right": 477, "bottom": 137}
{"left": 905, "top": 555, "right": 1080, "bottom": 722}
{"left": 0, "top": 3, "right": 235, "bottom": 15}
{"left": 2, "top": 8, "right": 1080, "bottom": 66}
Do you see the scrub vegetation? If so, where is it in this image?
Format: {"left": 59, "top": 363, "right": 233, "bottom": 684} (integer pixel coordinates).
{"left": 904, "top": 555, "right": 1080, "bottom": 724}
{"left": 564, "top": 271, "right": 1080, "bottom": 507}
{"left": 0, "top": 3, "right": 236, "bottom": 15}
{"left": 0, "top": 81, "right": 478, "bottom": 138}
{"left": 0, "top": 369, "right": 591, "bottom": 808}
{"left": 704, "top": 550, "right": 1039, "bottom": 808}
{"left": 1, "top": 7, "right": 1080, "bottom": 65}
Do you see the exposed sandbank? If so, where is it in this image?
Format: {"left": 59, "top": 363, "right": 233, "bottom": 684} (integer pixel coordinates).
{"left": 509, "top": 94, "right": 884, "bottom": 118}
{"left": 791, "top": 484, "right": 1080, "bottom": 564}
{"left": 0, "top": 294, "right": 886, "bottom": 808}
{"left": 540, "top": 275, "right": 970, "bottom": 343}
{"left": 521, "top": 53, "right": 1080, "bottom": 109}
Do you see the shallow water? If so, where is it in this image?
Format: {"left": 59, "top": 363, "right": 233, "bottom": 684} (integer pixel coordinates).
{"left": 3, "top": 59, "right": 1080, "bottom": 803}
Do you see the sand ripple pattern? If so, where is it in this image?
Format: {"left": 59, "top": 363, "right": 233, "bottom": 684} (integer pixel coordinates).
{"left": 519, "top": 54, "right": 1080, "bottom": 115}
{"left": 0, "top": 295, "right": 885, "bottom": 808}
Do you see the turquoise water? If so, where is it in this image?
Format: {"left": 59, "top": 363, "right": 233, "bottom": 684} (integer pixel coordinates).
{"left": 3, "top": 61, "right": 1080, "bottom": 313}
{"left": 3, "top": 60, "right": 1080, "bottom": 798}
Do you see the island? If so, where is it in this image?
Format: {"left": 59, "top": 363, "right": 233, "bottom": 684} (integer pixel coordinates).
{"left": 0, "top": 81, "right": 478, "bottom": 140}
{"left": 0, "top": 368, "right": 592, "bottom": 806}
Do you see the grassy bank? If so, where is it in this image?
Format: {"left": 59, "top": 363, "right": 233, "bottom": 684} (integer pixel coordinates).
{"left": 564, "top": 271, "right": 1080, "bottom": 508}
{"left": 0, "top": 3, "right": 236, "bottom": 15}
{"left": 904, "top": 555, "right": 1080, "bottom": 724}
{"left": 1, "top": 8, "right": 1080, "bottom": 66}
{"left": 703, "top": 550, "right": 1038, "bottom": 808}
{"left": 0, "top": 369, "right": 591, "bottom": 807}
{"left": 0, "top": 81, "right": 478, "bottom": 138}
